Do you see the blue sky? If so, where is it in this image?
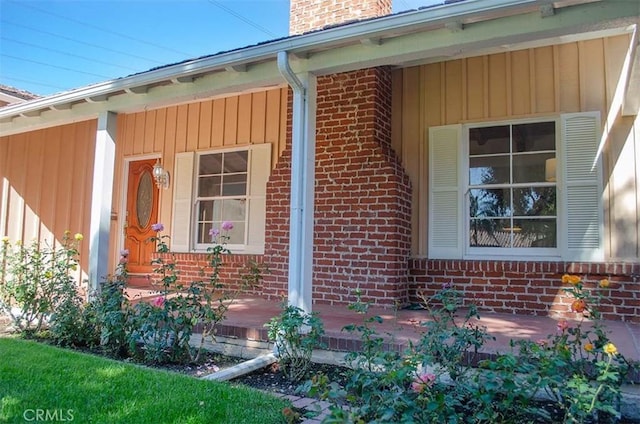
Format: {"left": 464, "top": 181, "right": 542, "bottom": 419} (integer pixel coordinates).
{"left": 0, "top": 0, "right": 440, "bottom": 97}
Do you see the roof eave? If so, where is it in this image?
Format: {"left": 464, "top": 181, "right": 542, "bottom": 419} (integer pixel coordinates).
{"left": 0, "top": 0, "right": 588, "bottom": 119}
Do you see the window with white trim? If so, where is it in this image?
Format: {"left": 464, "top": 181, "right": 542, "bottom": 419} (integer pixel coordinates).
{"left": 171, "top": 144, "right": 271, "bottom": 254}
{"left": 467, "top": 121, "right": 557, "bottom": 253}
{"left": 195, "top": 150, "right": 248, "bottom": 246}
{"left": 428, "top": 112, "right": 603, "bottom": 261}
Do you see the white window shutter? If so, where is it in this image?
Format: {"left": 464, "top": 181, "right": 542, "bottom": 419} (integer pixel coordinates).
{"left": 171, "top": 152, "right": 195, "bottom": 252}
{"left": 246, "top": 143, "right": 272, "bottom": 253}
{"left": 561, "top": 112, "right": 604, "bottom": 261}
{"left": 428, "top": 125, "right": 462, "bottom": 259}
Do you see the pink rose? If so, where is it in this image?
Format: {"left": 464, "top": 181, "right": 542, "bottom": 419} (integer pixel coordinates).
{"left": 411, "top": 372, "right": 436, "bottom": 393}
{"left": 152, "top": 296, "right": 165, "bottom": 308}
{"left": 221, "top": 221, "right": 234, "bottom": 231}
{"left": 209, "top": 228, "right": 220, "bottom": 239}
{"left": 557, "top": 320, "right": 569, "bottom": 333}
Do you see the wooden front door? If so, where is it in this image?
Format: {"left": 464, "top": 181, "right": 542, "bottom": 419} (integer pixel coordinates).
{"left": 124, "top": 159, "right": 159, "bottom": 274}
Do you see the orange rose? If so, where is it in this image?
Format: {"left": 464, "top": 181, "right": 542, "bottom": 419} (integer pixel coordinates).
{"left": 571, "top": 299, "right": 587, "bottom": 313}
{"left": 584, "top": 343, "right": 594, "bottom": 352}
{"left": 562, "top": 274, "right": 581, "bottom": 285}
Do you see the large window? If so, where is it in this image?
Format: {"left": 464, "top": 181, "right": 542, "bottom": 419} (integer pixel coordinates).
{"left": 429, "top": 113, "right": 603, "bottom": 261}
{"left": 171, "top": 144, "right": 271, "bottom": 254}
{"left": 467, "top": 121, "right": 557, "bottom": 251}
{"left": 195, "top": 150, "right": 248, "bottom": 246}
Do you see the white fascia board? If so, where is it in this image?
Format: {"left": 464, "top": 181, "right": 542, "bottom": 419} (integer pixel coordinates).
{"left": 0, "top": 61, "right": 284, "bottom": 136}
{"left": 0, "top": 0, "right": 595, "bottom": 121}
{"left": 295, "top": 1, "right": 638, "bottom": 76}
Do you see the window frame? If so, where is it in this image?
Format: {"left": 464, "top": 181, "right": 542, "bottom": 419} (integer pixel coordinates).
{"left": 462, "top": 117, "right": 561, "bottom": 259}
{"left": 193, "top": 147, "right": 250, "bottom": 251}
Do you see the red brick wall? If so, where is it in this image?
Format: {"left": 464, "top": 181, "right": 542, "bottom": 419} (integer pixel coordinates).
{"left": 289, "top": 0, "right": 392, "bottom": 35}
{"left": 152, "top": 252, "right": 264, "bottom": 296}
{"left": 409, "top": 259, "right": 640, "bottom": 323}
{"left": 263, "top": 67, "right": 413, "bottom": 307}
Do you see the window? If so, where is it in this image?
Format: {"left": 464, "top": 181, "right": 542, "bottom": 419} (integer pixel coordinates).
{"left": 467, "top": 122, "right": 557, "bottom": 252}
{"left": 195, "top": 150, "right": 248, "bottom": 246}
{"left": 171, "top": 144, "right": 271, "bottom": 253}
{"left": 428, "top": 112, "right": 603, "bottom": 261}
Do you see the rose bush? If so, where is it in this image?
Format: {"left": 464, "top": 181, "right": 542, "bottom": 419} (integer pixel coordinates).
{"left": 303, "top": 277, "right": 637, "bottom": 423}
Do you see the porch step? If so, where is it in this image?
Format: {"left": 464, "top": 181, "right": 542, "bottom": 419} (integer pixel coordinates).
{"left": 126, "top": 274, "right": 154, "bottom": 288}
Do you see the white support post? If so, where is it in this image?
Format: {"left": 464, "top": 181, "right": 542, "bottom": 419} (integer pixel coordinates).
{"left": 88, "top": 111, "right": 117, "bottom": 295}
{"left": 277, "top": 51, "right": 317, "bottom": 314}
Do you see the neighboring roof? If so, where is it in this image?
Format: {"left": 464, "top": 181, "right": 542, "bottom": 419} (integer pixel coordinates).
{"left": 0, "top": 85, "right": 40, "bottom": 103}
{"left": 0, "top": 0, "right": 637, "bottom": 136}
{"left": 470, "top": 229, "right": 554, "bottom": 248}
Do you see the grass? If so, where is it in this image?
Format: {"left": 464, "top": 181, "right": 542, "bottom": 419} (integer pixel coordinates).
{"left": 0, "top": 338, "right": 289, "bottom": 424}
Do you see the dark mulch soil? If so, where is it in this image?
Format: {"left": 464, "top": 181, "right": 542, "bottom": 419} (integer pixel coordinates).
{"left": 229, "top": 361, "right": 350, "bottom": 397}
{"left": 156, "top": 350, "right": 350, "bottom": 398}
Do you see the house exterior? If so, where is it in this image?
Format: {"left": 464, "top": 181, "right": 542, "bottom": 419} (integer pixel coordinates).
{"left": 1, "top": 0, "right": 638, "bottom": 322}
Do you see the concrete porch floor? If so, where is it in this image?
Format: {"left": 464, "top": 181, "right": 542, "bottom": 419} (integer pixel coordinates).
{"left": 125, "top": 283, "right": 640, "bottom": 366}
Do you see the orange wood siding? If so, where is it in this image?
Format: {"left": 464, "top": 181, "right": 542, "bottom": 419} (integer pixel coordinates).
{"left": 393, "top": 34, "right": 638, "bottom": 260}
{"left": 0, "top": 120, "right": 96, "bottom": 283}
{"left": 112, "top": 87, "right": 288, "bottom": 263}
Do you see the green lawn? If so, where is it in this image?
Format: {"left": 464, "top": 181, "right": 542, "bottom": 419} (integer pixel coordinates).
{"left": 0, "top": 338, "right": 289, "bottom": 424}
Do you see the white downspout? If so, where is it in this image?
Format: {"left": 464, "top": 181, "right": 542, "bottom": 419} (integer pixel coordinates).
{"left": 277, "top": 51, "right": 316, "bottom": 314}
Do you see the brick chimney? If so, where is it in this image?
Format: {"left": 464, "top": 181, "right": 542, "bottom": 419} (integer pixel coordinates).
{"left": 263, "top": 0, "right": 413, "bottom": 309}
{"left": 289, "top": 0, "right": 392, "bottom": 35}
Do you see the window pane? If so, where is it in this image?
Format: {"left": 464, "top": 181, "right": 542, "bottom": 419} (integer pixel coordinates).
{"left": 222, "top": 174, "right": 247, "bottom": 196}
{"left": 469, "top": 218, "right": 512, "bottom": 247}
{"left": 512, "top": 122, "right": 555, "bottom": 152}
{"left": 469, "top": 126, "right": 510, "bottom": 155}
{"left": 469, "top": 188, "right": 511, "bottom": 218}
{"left": 513, "top": 218, "right": 557, "bottom": 247}
{"left": 469, "top": 155, "right": 510, "bottom": 185}
{"left": 220, "top": 199, "right": 246, "bottom": 221}
{"left": 211, "top": 198, "right": 245, "bottom": 244}
{"left": 224, "top": 151, "right": 248, "bottom": 173}
{"left": 198, "top": 176, "right": 221, "bottom": 197}
{"left": 200, "top": 154, "right": 223, "bottom": 175}
{"left": 512, "top": 152, "right": 555, "bottom": 183}
{"left": 197, "top": 222, "right": 214, "bottom": 244}
{"left": 221, "top": 222, "right": 245, "bottom": 244}
{"left": 198, "top": 200, "right": 222, "bottom": 222}
{"left": 513, "top": 187, "right": 556, "bottom": 216}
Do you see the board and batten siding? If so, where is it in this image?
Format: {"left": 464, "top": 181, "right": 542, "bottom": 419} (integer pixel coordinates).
{"left": 0, "top": 120, "right": 96, "bottom": 283}
{"left": 111, "top": 87, "right": 289, "bottom": 259}
{"left": 392, "top": 34, "right": 639, "bottom": 260}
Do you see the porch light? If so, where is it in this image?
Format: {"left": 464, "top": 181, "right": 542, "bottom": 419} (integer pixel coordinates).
{"left": 545, "top": 158, "right": 557, "bottom": 182}
{"left": 153, "top": 159, "right": 170, "bottom": 189}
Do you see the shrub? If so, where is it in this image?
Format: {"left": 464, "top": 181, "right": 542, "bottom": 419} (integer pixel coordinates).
{"left": 306, "top": 278, "right": 636, "bottom": 423}
{"left": 128, "top": 222, "right": 257, "bottom": 364}
{"left": 89, "top": 254, "right": 131, "bottom": 357}
{"left": 0, "top": 232, "right": 94, "bottom": 343}
{"left": 266, "top": 302, "right": 325, "bottom": 382}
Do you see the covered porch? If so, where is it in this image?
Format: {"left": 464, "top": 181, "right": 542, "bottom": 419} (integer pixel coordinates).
{"left": 125, "top": 280, "right": 640, "bottom": 382}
